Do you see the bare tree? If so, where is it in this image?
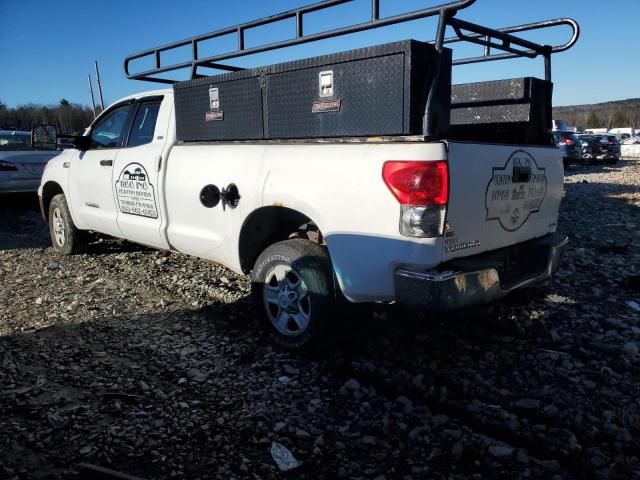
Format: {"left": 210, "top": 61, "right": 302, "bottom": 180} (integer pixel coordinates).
{"left": 0, "top": 102, "right": 94, "bottom": 134}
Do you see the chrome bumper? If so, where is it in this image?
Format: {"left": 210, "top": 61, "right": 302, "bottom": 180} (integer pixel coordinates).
{"left": 395, "top": 233, "right": 568, "bottom": 310}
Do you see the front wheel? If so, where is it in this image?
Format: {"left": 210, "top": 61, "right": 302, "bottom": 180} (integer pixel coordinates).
{"left": 250, "top": 239, "right": 334, "bottom": 349}
{"left": 48, "top": 194, "right": 83, "bottom": 255}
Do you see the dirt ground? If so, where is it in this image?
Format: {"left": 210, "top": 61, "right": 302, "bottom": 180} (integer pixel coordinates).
{"left": 1, "top": 160, "right": 639, "bottom": 479}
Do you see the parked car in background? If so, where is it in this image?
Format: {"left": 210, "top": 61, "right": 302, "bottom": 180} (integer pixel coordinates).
{"left": 621, "top": 136, "right": 640, "bottom": 158}
{"left": 0, "top": 130, "right": 60, "bottom": 193}
{"left": 608, "top": 127, "right": 636, "bottom": 141}
{"left": 622, "top": 136, "right": 640, "bottom": 145}
{"left": 552, "top": 119, "right": 569, "bottom": 131}
{"left": 575, "top": 134, "right": 620, "bottom": 165}
{"left": 601, "top": 134, "right": 621, "bottom": 163}
{"left": 613, "top": 132, "right": 632, "bottom": 142}
{"left": 553, "top": 131, "right": 582, "bottom": 167}
{"left": 575, "top": 134, "right": 603, "bottom": 164}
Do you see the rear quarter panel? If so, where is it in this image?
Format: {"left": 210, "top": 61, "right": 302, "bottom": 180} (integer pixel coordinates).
{"left": 165, "top": 141, "right": 448, "bottom": 302}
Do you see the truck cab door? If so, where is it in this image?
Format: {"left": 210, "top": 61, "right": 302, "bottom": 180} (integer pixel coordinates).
{"left": 112, "top": 96, "right": 169, "bottom": 249}
{"left": 68, "top": 102, "right": 134, "bottom": 237}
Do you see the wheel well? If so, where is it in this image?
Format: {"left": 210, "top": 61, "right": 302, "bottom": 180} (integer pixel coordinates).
{"left": 238, "top": 206, "right": 323, "bottom": 274}
{"left": 41, "top": 181, "right": 64, "bottom": 222}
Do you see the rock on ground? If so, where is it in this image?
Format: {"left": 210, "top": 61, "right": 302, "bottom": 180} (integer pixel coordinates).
{"left": 0, "top": 160, "right": 639, "bottom": 479}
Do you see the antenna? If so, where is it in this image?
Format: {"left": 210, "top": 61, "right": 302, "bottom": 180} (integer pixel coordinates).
{"left": 87, "top": 74, "right": 97, "bottom": 118}
{"left": 94, "top": 61, "right": 105, "bottom": 111}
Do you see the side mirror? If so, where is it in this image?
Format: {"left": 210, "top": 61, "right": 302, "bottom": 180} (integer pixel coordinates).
{"left": 73, "top": 135, "right": 92, "bottom": 151}
{"left": 32, "top": 125, "right": 58, "bottom": 150}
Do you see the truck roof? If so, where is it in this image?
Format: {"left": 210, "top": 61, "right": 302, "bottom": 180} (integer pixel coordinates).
{"left": 119, "top": 88, "right": 172, "bottom": 102}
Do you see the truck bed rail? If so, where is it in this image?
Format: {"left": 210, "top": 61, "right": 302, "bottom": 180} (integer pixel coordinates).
{"left": 124, "top": 0, "right": 578, "bottom": 84}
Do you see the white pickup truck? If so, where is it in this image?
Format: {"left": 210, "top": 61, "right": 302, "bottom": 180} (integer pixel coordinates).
{"left": 35, "top": 1, "right": 578, "bottom": 348}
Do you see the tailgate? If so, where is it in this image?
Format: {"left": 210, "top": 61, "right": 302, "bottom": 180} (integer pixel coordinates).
{"left": 443, "top": 142, "right": 563, "bottom": 261}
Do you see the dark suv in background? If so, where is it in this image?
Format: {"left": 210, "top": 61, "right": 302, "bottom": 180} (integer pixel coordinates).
{"left": 601, "top": 135, "right": 621, "bottom": 164}
{"left": 575, "top": 134, "right": 620, "bottom": 165}
{"left": 554, "top": 131, "right": 583, "bottom": 167}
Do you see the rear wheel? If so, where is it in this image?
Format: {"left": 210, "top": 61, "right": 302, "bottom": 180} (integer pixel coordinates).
{"left": 251, "top": 239, "right": 334, "bottom": 349}
{"left": 48, "top": 194, "right": 83, "bottom": 255}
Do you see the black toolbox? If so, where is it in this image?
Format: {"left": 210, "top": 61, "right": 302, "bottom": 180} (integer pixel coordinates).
{"left": 173, "top": 40, "right": 451, "bottom": 142}
{"left": 174, "top": 69, "right": 265, "bottom": 142}
{"left": 449, "top": 77, "right": 553, "bottom": 146}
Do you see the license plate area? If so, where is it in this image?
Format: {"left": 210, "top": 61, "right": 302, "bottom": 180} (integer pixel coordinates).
{"left": 439, "top": 236, "right": 552, "bottom": 290}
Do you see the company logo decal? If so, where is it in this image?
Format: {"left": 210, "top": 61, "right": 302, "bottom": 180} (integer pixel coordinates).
{"left": 115, "top": 163, "right": 158, "bottom": 219}
{"left": 485, "top": 150, "right": 547, "bottom": 232}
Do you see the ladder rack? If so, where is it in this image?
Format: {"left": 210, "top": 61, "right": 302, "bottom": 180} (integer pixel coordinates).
{"left": 124, "top": 0, "right": 579, "bottom": 84}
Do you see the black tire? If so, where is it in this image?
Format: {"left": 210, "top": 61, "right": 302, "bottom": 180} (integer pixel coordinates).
{"left": 250, "top": 239, "right": 334, "bottom": 349}
{"left": 48, "top": 194, "right": 83, "bottom": 255}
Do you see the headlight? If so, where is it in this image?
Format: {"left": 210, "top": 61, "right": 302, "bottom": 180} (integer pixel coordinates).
{"left": 0, "top": 160, "right": 18, "bottom": 171}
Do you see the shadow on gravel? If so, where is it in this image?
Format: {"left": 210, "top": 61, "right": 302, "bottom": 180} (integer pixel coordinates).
{"left": 564, "top": 180, "right": 639, "bottom": 210}
{"left": 0, "top": 193, "right": 150, "bottom": 254}
{"left": 0, "top": 193, "right": 50, "bottom": 250}
{"left": 2, "top": 276, "right": 638, "bottom": 479}
{"left": 81, "top": 237, "right": 152, "bottom": 255}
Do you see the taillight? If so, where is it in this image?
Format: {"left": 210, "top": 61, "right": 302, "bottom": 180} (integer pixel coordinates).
{"left": 382, "top": 161, "right": 448, "bottom": 238}
{"left": 0, "top": 160, "right": 18, "bottom": 172}
{"left": 558, "top": 138, "right": 574, "bottom": 146}
{"left": 382, "top": 161, "right": 448, "bottom": 205}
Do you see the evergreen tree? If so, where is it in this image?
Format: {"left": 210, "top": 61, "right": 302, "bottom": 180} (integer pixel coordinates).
{"left": 585, "top": 111, "right": 601, "bottom": 129}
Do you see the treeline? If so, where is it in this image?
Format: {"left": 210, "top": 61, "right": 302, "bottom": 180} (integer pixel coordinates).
{"left": 0, "top": 99, "right": 98, "bottom": 134}
{"left": 553, "top": 98, "right": 640, "bottom": 130}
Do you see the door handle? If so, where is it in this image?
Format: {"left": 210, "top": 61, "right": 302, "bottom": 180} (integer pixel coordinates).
{"left": 100, "top": 159, "right": 113, "bottom": 166}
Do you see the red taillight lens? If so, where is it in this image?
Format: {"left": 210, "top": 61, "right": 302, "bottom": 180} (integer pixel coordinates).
{"left": 382, "top": 161, "right": 448, "bottom": 206}
{"left": 558, "top": 138, "right": 574, "bottom": 146}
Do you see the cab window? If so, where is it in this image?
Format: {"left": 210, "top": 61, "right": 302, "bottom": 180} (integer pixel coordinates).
{"left": 90, "top": 105, "right": 131, "bottom": 149}
{"left": 128, "top": 101, "right": 161, "bottom": 147}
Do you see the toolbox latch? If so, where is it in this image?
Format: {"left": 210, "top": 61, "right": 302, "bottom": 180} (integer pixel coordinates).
{"left": 319, "top": 70, "right": 334, "bottom": 97}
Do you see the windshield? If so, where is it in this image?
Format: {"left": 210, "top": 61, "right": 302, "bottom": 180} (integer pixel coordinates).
{"left": 0, "top": 132, "right": 33, "bottom": 151}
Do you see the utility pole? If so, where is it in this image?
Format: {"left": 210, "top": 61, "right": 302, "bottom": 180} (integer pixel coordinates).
{"left": 87, "top": 74, "right": 97, "bottom": 118}
{"left": 94, "top": 61, "right": 105, "bottom": 111}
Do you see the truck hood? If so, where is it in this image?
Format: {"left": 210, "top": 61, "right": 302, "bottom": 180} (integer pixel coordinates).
{"left": 0, "top": 150, "right": 61, "bottom": 164}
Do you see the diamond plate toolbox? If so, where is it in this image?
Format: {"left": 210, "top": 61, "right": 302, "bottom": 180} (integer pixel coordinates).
{"left": 449, "top": 77, "right": 553, "bottom": 146}
{"left": 174, "top": 69, "right": 265, "bottom": 142}
{"left": 173, "top": 40, "right": 450, "bottom": 142}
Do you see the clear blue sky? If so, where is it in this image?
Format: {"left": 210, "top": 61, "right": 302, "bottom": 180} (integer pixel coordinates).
{"left": 1, "top": 0, "right": 637, "bottom": 108}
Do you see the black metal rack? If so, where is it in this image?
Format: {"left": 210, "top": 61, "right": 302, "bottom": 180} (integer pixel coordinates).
{"left": 123, "top": 0, "right": 578, "bottom": 84}
{"left": 124, "top": 0, "right": 579, "bottom": 142}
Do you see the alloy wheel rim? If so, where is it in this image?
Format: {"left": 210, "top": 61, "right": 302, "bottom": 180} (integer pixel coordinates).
{"left": 262, "top": 264, "right": 311, "bottom": 336}
{"left": 52, "top": 207, "right": 65, "bottom": 247}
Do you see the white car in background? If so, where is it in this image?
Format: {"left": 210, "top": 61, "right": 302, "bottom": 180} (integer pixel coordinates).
{"left": 0, "top": 130, "right": 60, "bottom": 193}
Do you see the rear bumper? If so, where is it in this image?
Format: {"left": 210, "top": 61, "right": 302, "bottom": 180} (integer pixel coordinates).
{"left": 395, "top": 233, "right": 568, "bottom": 310}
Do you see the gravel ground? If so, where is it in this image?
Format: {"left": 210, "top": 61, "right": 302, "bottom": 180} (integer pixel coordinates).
{"left": 1, "top": 160, "right": 639, "bottom": 480}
